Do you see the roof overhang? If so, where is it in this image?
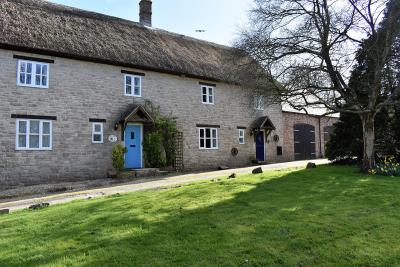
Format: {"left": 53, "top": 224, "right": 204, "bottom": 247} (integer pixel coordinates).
{"left": 116, "top": 104, "right": 154, "bottom": 129}
{"left": 251, "top": 116, "right": 276, "bottom": 135}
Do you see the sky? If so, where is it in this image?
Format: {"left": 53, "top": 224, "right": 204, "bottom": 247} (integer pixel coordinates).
{"left": 47, "top": 0, "right": 254, "bottom": 46}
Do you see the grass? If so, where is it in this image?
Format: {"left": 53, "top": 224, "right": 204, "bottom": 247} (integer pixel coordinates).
{"left": 1, "top": 165, "right": 400, "bottom": 266}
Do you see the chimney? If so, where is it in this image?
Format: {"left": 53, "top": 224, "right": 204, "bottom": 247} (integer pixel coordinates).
{"left": 139, "top": 0, "right": 152, "bottom": 27}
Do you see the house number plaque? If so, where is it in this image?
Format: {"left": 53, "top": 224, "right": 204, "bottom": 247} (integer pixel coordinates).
{"left": 108, "top": 135, "right": 118, "bottom": 143}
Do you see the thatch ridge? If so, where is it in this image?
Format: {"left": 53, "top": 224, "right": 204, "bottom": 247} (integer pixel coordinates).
{"left": 0, "top": 0, "right": 243, "bottom": 84}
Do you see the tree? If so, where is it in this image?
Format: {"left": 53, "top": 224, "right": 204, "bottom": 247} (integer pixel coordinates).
{"left": 237, "top": 0, "right": 400, "bottom": 171}
{"left": 326, "top": 106, "right": 399, "bottom": 162}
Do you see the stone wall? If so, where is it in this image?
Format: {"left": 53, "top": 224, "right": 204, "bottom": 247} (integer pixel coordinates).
{"left": 0, "top": 49, "right": 284, "bottom": 186}
{"left": 282, "top": 111, "right": 339, "bottom": 161}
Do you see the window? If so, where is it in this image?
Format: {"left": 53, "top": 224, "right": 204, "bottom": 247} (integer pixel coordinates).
{"left": 92, "top": 123, "right": 103, "bottom": 143}
{"left": 17, "top": 60, "right": 49, "bottom": 88}
{"left": 16, "top": 120, "right": 52, "bottom": 150}
{"left": 238, "top": 129, "right": 245, "bottom": 144}
{"left": 254, "top": 95, "right": 265, "bottom": 110}
{"left": 201, "top": 85, "right": 214, "bottom": 104}
{"left": 124, "top": 74, "right": 141, "bottom": 97}
{"left": 199, "top": 127, "right": 218, "bottom": 149}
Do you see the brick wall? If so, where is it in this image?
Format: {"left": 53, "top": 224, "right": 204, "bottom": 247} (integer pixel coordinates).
{"left": 282, "top": 111, "right": 339, "bottom": 161}
{"left": 0, "top": 49, "right": 285, "bottom": 187}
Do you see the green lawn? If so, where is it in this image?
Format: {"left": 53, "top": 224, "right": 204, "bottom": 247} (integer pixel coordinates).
{"left": 1, "top": 165, "right": 400, "bottom": 266}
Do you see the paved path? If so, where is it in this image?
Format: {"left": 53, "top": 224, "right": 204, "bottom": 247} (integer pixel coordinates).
{"left": 0, "top": 159, "right": 329, "bottom": 212}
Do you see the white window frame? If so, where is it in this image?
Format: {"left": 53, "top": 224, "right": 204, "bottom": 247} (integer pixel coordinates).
{"left": 124, "top": 74, "right": 142, "bottom": 97}
{"left": 16, "top": 119, "right": 52, "bottom": 150}
{"left": 92, "top": 122, "right": 104, "bottom": 144}
{"left": 238, "top": 129, "right": 245, "bottom": 144}
{"left": 198, "top": 127, "right": 218, "bottom": 149}
{"left": 201, "top": 85, "right": 215, "bottom": 104}
{"left": 17, "top": 60, "right": 49, "bottom": 88}
{"left": 254, "top": 95, "right": 265, "bottom": 111}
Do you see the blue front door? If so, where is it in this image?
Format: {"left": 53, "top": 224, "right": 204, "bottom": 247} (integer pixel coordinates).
{"left": 255, "top": 131, "right": 265, "bottom": 162}
{"left": 125, "top": 125, "right": 142, "bottom": 169}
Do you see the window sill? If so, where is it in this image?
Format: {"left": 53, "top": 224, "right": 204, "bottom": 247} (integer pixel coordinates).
{"left": 16, "top": 148, "right": 52, "bottom": 151}
{"left": 17, "top": 83, "right": 49, "bottom": 89}
{"left": 124, "top": 94, "right": 142, "bottom": 97}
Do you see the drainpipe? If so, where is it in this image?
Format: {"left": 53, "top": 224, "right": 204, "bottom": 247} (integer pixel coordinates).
{"left": 318, "top": 115, "right": 323, "bottom": 158}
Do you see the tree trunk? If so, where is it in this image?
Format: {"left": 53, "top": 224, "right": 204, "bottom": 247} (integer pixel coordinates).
{"left": 360, "top": 114, "right": 376, "bottom": 172}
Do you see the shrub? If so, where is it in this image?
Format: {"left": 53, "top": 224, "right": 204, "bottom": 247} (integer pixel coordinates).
{"left": 369, "top": 156, "right": 400, "bottom": 177}
{"left": 112, "top": 144, "right": 127, "bottom": 173}
{"left": 143, "top": 131, "right": 166, "bottom": 168}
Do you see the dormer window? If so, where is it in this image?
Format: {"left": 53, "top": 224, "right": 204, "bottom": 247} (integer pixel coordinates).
{"left": 17, "top": 60, "right": 49, "bottom": 88}
{"left": 124, "top": 74, "right": 141, "bottom": 97}
{"left": 201, "top": 85, "right": 214, "bottom": 104}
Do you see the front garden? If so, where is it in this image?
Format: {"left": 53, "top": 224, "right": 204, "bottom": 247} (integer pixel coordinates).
{"left": 1, "top": 165, "right": 400, "bottom": 266}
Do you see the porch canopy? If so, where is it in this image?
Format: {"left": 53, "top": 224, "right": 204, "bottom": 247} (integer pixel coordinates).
{"left": 116, "top": 104, "right": 154, "bottom": 140}
{"left": 251, "top": 116, "right": 276, "bottom": 137}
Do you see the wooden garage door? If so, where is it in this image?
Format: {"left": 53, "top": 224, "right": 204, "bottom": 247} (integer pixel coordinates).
{"left": 294, "top": 124, "right": 316, "bottom": 160}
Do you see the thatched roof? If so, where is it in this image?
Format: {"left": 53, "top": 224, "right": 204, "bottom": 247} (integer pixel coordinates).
{"left": 0, "top": 0, "right": 243, "bottom": 84}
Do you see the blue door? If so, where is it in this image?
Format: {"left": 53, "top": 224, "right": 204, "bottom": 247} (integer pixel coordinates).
{"left": 125, "top": 125, "right": 142, "bottom": 169}
{"left": 255, "top": 131, "right": 265, "bottom": 162}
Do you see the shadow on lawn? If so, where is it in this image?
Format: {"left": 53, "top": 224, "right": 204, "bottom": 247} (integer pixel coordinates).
{"left": 1, "top": 166, "right": 400, "bottom": 266}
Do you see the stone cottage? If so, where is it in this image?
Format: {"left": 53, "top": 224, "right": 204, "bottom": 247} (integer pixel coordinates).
{"left": 0, "top": 0, "right": 337, "bottom": 186}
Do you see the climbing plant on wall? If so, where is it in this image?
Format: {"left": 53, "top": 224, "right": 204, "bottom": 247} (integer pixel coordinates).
{"left": 143, "top": 100, "right": 178, "bottom": 168}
